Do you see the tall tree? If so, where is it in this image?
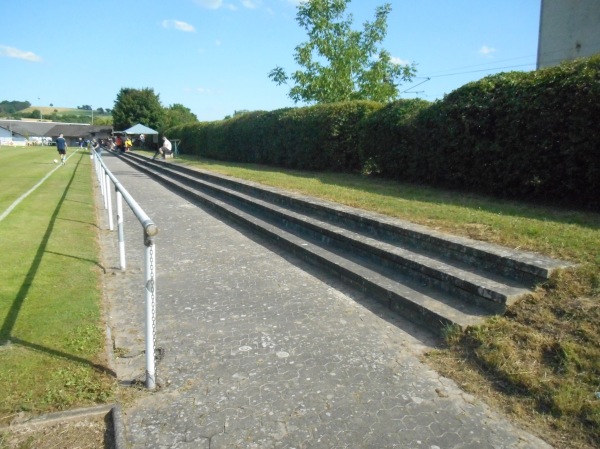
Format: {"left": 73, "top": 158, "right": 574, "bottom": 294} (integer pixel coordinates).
{"left": 269, "top": 0, "right": 415, "bottom": 104}
{"left": 0, "top": 100, "right": 30, "bottom": 114}
{"left": 112, "top": 88, "right": 165, "bottom": 131}
{"left": 163, "top": 104, "right": 198, "bottom": 129}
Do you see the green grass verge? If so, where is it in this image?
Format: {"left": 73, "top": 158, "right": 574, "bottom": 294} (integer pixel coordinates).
{"left": 0, "top": 146, "right": 116, "bottom": 423}
{"left": 163, "top": 152, "right": 599, "bottom": 449}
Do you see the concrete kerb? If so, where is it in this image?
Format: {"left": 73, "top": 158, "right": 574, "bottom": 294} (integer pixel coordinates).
{"left": 0, "top": 404, "right": 126, "bottom": 449}
{"left": 111, "top": 404, "right": 127, "bottom": 449}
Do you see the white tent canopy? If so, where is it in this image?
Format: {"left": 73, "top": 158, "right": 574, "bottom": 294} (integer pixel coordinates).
{"left": 124, "top": 123, "right": 158, "bottom": 135}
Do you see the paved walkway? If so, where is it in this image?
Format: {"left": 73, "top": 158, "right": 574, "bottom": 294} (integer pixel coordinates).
{"left": 99, "top": 152, "right": 552, "bottom": 449}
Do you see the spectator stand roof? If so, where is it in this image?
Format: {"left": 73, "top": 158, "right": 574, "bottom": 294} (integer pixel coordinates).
{"left": 0, "top": 119, "right": 112, "bottom": 140}
{"left": 124, "top": 124, "right": 158, "bottom": 135}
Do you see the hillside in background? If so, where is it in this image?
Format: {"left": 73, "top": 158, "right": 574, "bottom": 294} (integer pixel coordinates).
{"left": 22, "top": 106, "right": 110, "bottom": 116}
{"left": 3, "top": 104, "right": 114, "bottom": 125}
{"left": 22, "top": 106, "right": 82, "bottom": 114}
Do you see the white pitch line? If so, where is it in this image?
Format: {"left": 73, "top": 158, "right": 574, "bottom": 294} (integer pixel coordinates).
{"left": 0, "top": 150, "right": 80, "bottom": 223}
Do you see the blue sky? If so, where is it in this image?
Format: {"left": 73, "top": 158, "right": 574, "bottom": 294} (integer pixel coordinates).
{"left": 1, "top": 0, "right": 541, "bottom": 122}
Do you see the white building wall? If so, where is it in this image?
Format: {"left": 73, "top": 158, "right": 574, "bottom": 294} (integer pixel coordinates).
{"left": 0, "top": 127, "right": 13, "bottom": 145}
{"left": 537, "top": 0, "right": 600, "bottom": 68}
{"left": 0, "top": 127, "right": 28, "bottom": 146}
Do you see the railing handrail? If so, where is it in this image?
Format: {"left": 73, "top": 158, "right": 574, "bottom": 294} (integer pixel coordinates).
{"left": 95, "top": 152, "right": 158, "bottom": 237}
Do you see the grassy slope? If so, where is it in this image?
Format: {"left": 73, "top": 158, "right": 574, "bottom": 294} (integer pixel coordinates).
{"left": 0, "top": 147, "right": 116, "bottom": 422}
{"left": 171, "top": 154, "right": 599, "bottom": 449}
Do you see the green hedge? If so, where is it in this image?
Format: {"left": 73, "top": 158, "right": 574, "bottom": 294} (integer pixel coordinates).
{"left": 397, "top": 55, "right": 600, "bottom": 208}
{"left": 357, "top": 98, "right": 431, "bottom": 175}
{"left": 171, "top": 101, "right": 382, "bottom": 172}
{"left": 169, "top": 55, "right": 600, "bottom": 210}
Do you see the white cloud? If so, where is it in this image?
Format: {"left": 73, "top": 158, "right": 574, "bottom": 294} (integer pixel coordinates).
{"left": 391, "top": 56, "right": 410, "bottom": 66}
{"left": 195, "top": 0, "right": 223, "bottom": 9}
{"left": 162, "top": 20, "right": 196, "bottom": 32}
{"left": 0, "top": 45, "right": 42, "bottom": 62}
{"left": 241, "top": 0, "right": 259, "bottom": 8}
{"left": 194, "top": 0, "right": 237, "bottom": 10}
{"left": 479, "top": 45, "right": 497, "bottom": 57}
{"left": 185, "top": 86, "right": 213, "bottom": 94}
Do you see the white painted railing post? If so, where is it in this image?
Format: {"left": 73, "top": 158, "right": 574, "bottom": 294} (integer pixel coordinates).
{"left": 102, "top": 169, "right": 109, "bottom": 210}
{"left": 106, "top": 173, "right": 114, "bottom": 231}
{"left": 116, "top": 191, "right": 126, "bottom": 270}
{"left": 144, "top": 231, "right": 157, "bottom": 390}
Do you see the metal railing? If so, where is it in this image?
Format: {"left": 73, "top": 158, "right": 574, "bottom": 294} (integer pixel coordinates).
{"left": 92, "top": 150, "right": 160, "bottom": 389}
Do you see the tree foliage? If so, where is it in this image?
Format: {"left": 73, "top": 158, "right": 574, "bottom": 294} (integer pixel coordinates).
{"left": 0, "top": 100, "right": 31, "bottom": 114}
{"left": 269, "top": 0, "right": 416, "bottom": 104}
{"left": 112, "top": 88, "right": 165, "bottom": 131}
{"left": 163, "top": 103, "right": 198, "bottom": 130}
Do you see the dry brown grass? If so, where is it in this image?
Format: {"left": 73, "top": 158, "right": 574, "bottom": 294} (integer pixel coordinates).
{"left": 0, "top": 415, "right": 112, "bottom": 449}
{"left": 426, "top": 266, "right": 600, "bottom": 449}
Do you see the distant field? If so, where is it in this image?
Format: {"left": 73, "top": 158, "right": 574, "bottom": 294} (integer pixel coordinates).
{"left": 21, "top": 106, "right": 110, "bottom": 116}
{"left": 23, "top": 106, "right": 81, "bottom": 114}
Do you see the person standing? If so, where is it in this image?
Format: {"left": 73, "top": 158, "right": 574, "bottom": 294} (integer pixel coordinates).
{"left": 125, "top": 135, "right": 132, "bottom": 152}
{"left": 115, "top": 135, "right": 123, "bottom": 152}
{"left": 56, "top": 134, "right": 67, "bottom": 165}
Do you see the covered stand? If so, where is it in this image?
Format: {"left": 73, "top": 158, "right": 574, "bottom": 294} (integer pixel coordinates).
{"left": 123, "top": 123, "right": 159, "bottom": 149}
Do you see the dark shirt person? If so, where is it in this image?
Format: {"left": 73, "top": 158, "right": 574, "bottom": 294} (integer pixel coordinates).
{"left": 56, "top": 134, "right": 67, "bottom": 165}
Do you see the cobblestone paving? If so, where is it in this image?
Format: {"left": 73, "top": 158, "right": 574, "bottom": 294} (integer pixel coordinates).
{"left": 100, "top": 154, "right": 552, "bottom": 449}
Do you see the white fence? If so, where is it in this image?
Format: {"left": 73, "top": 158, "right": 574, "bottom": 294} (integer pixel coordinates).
{"left": 92, "top": 150, "right": 160, "bottom": 389}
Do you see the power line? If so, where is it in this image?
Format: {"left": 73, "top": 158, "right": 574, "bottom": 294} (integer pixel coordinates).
{"left": 422, "top": 54, "right": 537, "bottom": 77}
{"left": 412, "top": 38, "right": 600, "bottom": 81}
{"left": 400, "top": 77, "right": 430, "bottom": 94}
{"left": 426, "top": 63, "right": 536, "bottom": 79}
{"left": 400, "top": 39, "right": 600, "bottom": 98}
{"left": 399, "top": 62, "right": 536, "bottom": 98}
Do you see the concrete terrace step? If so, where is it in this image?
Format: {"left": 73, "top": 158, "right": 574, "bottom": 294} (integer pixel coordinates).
{"left": 137, "top": 159, "right": 529, "bottom": 310}
{"left": 128, "top": 153, "right": 569, "bottom": 286}
{"left": 115, "top": 151, "right": 574, "bottom": 335}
